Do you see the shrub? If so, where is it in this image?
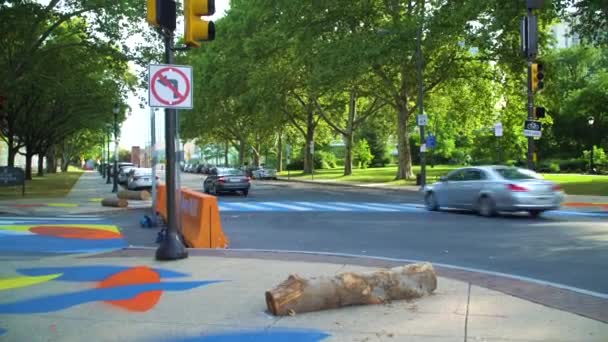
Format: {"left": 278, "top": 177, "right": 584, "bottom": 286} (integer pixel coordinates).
{"left": 558, "top": 159, "right": 587, "bottom": 173}
{"left": 315, "top": 151, "right": 338, "bottom": 169}
{"left": 538, "top": 161, "right": 560, "bottom": 173}
{"left": 353, "top": 139, "right": 374, "bottom": 169}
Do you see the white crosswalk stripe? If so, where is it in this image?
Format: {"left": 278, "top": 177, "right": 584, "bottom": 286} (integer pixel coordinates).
{"left": 293, "top": 202, "right": 353, "bottom": 211}
{"left": 333, "top": 202, "right": 399, "bottom": 212}
{"left": 258, "top": 202, "right": 312, "bottom": 211}
{"left": 217, "top": 201, "right": 422, "bottom": 213}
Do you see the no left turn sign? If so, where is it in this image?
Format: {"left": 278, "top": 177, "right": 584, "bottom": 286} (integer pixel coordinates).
{"left": 149, "top": 64, "right": 193, "bottom": 109}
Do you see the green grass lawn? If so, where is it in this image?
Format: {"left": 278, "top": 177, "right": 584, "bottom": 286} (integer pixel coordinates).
{"left": 279, "top": 165, "right": 608, "bottom": 196}
{"left": 0, "top": 169, "right": 84, "bottom": 199}
{"left": 543, "top": 174, "right": 608, "bottom": 196}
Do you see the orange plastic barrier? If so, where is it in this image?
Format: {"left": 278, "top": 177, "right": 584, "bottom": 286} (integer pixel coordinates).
{"left": 155, "top": 184, "right": 229, "bottom": 248}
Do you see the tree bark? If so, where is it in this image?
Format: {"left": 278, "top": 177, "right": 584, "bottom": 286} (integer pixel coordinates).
{"left": 344, "top": 91, "right": 357, "bottom": 176}
{"left": 7, "top": 137, "right": 17, "bottom": 168}
{"left": 24, "top": 152, "right": 33, "bottom": 180}
{"left": 117, "top": 190, "right": 151, "bottom": 201}
{"left": 60, "top": 157, "right": 69, "bottom": 172}
{"left": 396, "top": 104, "right": 413, "bottom": 180}
{"left": 266, "top": 263, "right": 437, "bottom": 316}
{"left": 224, "top": 141, "right": 229, "bottom": 167}
{"left": 101, "top": 198, "right": 128, "bottom": 208}
{"left": 37, "top": 153, "right": 44, "bottom": 177}
{"left": 252, "top": 144, "right": 261, "bottom": 168}
{"left": 303, "top": 102, "right": 316, "bottom": 174}
{"left": 46, "top": 147, "right": 56, "bottom": 173}
{"left": 277, "top": 132, "right": 283, "bottom": 172}
{"left": 238, "top": 140, "right": 246, "bottom": 166}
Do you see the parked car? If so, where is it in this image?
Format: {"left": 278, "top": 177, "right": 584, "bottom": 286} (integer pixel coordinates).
{"left": 203, "top": 168, "right": 251, "bottom": 196}
{"left": 251, "top": 167, "right": 278, "bottom": 180}
{"left": 127, "top": 168, "right": 154, "bottom": 190}
{"left": 196, "top": 164, "right": 206, "bottom": 173}
{"left": 118, "top": 165, "right": 136, "bottom": 185}
{"left": 424, "top": 166, "right": 564, "bottom": 217}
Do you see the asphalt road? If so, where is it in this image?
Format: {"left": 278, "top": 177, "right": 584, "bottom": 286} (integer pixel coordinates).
{"left": 169, "top": 172, "right": 608, "bottom": 295}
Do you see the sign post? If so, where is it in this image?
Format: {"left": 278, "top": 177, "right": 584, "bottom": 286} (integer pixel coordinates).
{"left": 494, "top": 122, "right": 503, "bottom": 163}
{"left": 148, "top": 37, "right": 190, "bottom": 261}
{"left": 309, "top": 141, "right": 314, "bottom": 181}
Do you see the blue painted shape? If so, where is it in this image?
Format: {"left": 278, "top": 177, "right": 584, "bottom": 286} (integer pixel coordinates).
{"left": 0, "top": 281, "right": 222, "bottom": 314}
{"left": 0, "top": 235, "right": 127, "bottom": 254}
{"left": 0, "top": 328, "right": 6, "bottom": 336}
{"left": 18, "top": 266, "right": 189, "bottom": 281}
{"left": 170, "top": 329, "right": 330, "bottom": 342}
{"left": 426, "top": 135, "right": 436, "bottom": 148}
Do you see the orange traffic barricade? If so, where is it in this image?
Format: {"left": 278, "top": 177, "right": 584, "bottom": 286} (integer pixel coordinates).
{"left": 155, "top": 183, "right": 229, "bottom": 248}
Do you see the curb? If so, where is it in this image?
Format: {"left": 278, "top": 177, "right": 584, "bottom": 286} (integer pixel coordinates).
{"left": 95, "top": 247, "right": 608, "bottom": 323}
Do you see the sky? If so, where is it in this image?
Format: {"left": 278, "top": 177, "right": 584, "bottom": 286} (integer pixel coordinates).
{"left": 120, "top": 1, "right": 231, "bottom": 150}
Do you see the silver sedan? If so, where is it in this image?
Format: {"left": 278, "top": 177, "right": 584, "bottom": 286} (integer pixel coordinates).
{"left": 424, "top": 166, "right": 565, "bottom": 217}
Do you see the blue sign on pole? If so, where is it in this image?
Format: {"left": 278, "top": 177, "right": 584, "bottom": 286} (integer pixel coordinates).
{"left": 426, "top": 135, "right": 437, "bottom": 149}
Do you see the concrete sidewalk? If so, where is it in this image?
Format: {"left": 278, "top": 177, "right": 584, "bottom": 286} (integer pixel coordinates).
{"left": 0, "top": 171, "right": 152, "bottom": 215}
{"left": 0, "top": 248, "right": 606, "bottom": 342}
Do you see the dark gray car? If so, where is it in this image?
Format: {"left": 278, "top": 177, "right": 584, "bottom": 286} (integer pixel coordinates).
{"left": 424, "top": 166, "right": 564, "bottom": 217}
{"left": 203, "top": 168, "right": 251, "bottom": 196}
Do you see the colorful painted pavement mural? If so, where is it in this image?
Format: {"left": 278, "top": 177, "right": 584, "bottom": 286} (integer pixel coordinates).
{"left": 167, "top": 329, "right": 330, "bottom": 342}
{"left": 0, "top": 265, "right": 222, "bottom": 314}
{"left": 0, "top": 223, "right": 127, "bottom": 253}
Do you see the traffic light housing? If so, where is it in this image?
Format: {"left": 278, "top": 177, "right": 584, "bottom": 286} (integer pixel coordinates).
{"left": 184, "top": 0, "right": 215, "bottom": 48}
{"left": 535, "top": 106, "right": 546, "bottom": 119}
{"left": 147, "top": 0, "right": 176, "bottom": 31}
{"left": 146, "top": 0, "right": 159, "bottom": 27}
{"left": 532, "top": 62, "right": 544, "bottom": 92}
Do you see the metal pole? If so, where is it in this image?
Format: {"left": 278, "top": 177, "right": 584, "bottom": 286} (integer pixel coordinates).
{"left": 155, "top": 30, "right": 188, "bottom": 261}
{"left": 101, "top": 135, "right": 105, "bottom": 175}
{"left": 526, "top": 8, "right": 535, "bottom": 170}
{"left": 106, "top": 132, "right": 111, "bottom": 184}
{"left": 112, "top": 110, "right": 119, "bottom": 193}
{"left": 175, "top": 109, "right": 182, "bottom": 235}
{"left": 150, "top": 107, "right": 158, "bottom": 217}
{"left": 416, "top": 0, "right": 427, "bottom": 189}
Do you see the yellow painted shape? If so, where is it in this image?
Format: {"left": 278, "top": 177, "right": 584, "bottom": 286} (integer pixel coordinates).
{"left": 88, "top": 198, "right": 104, "bottom": 202}
{"left": 47, "top": 203, "right": 79, "bottom": 208}
{"left": 0, "top": 273, "right": 61, "bottom": 291}
{"left": 0, "top": 224, "right": 120, "bottom": 234}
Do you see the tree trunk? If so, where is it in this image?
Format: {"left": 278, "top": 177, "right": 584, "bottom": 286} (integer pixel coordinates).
{"left": 46, "top": 147, "right": 56, "bottom": 173}
{"left": 37, "top": 153, "right": 44, "bottom": 177}
{"left": 7, "top": 137, "right": 16, "bottom": 168}
{"left": 343, "top": 91, "right": 357, "bottom": 176}
{"left": 303, "top": 102, "right": 316, "bottom": 174}
{"left": 24, "top": 152, "right": 33, "bottom": 180}
{"left": 395, "top": 104, "right": 413, "bottom": 180}
{"left": 253, "top": 144, "right": 261, "bottom": 168}
{"left": 238, "top": 140, "right": 246, "bottom": 166}
{"left": 224, "top": 141, "right": 229, "bottom": 167}
{"left": 266, "top": 263, "right": 437, "bottom": 316}
{"left": 101, "top": 198, "right": 128, "bottom": 208}
{"left": 61, "top": 157, "right": 69, "bottom": 172}
{"left": 277, "top": 132, "right": 283, "bottom": 172}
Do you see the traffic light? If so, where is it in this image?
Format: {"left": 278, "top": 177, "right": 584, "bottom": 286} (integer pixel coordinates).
{"left": 532, "top": 62, "right": 544, "bottom": 92}
{"left": 535, "top": 106, "right": 546, "bottom": 118}
{"left": 146, "top": 0, "right": 159, "bottom": 27}
{"left": 147, "top": 0, "right": 176, "bottom": 31}
{"left": 184, "top": 0, "right": 215, "bottom": 48}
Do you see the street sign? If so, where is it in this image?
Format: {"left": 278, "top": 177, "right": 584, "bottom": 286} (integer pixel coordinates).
{"left": 426, "top": 135, "right": 436, "bottom": 149}
{"left": 420, "top": 144, "right": 427, "bottom": 152}
{"left": 0, "top": 166, "right": 25, "bottom": 196}
{"left": 149, "top": 64, "right": 193, "bottom": 109}
{"left": 494, "top": 122, "right": 503, "bottom": 137}
{"left": 523, "top": 120, "right": 542, "bottom": 138}
{"left": 417, "top": 114, "right": 428, "bottom": 126}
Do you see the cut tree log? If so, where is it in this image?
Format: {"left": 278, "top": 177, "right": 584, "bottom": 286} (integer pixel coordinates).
{"left": 265, "top": 263, "right": 437, "bottom": 316}
{"left": 117, "top": 190, "right": 151, "bottom": 201}
{"left": 101, "top": 198, "right": 128, "bottom": 208}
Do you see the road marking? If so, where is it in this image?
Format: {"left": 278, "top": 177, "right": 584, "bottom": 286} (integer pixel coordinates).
{"left": 0, "top": 217, "right": 101, "bottom": 222}
{"left": 293, "top": 202, "right": 353, "bottom": 211}
{"left": 226, "top": 202, "right": 270, "bottom": 211}
{"left": 229, "top": 248, "right": 608, "bottom": 300}
{"left": 258, "top": 202, "right": 312, "bottom": 211}
{"left": 362, "top": 202, "right": 423, "bottom": 212}
{"left": 333, "top": 202, "right": 399, "bottom": 212}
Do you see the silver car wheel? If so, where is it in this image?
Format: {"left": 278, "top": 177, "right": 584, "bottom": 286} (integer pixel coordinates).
{"left": 425, "top": 192, "right": 439, "bottom": 211}
{"left": 478, "top": 196, "right": 496, "bottom": 217}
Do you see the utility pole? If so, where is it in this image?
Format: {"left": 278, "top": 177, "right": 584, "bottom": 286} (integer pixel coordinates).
{"left": 150, "top": 107, "right": 158, "bottom": 220}
{"left": 526, "top": 8, "right": 535, "bottom": 170}
{"left": 106, "top": 131, "right": 111, "bottom": 184}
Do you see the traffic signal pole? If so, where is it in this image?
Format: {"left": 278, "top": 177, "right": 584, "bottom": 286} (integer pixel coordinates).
{"left": 526, "top": 8, "right": 535, "bottom": 170}
{"left": 155, "top": 28, "right": 188, "bottom": 261}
